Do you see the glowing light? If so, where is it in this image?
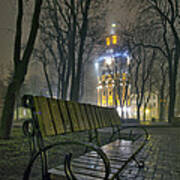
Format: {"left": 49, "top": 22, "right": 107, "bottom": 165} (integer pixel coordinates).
{"left": 127, "top": 56, "right": 130, "bottom": 65}
{"left": 106, "top": 37, "right": 110, "bottom": 46}
{"left": 112, "top": 35, "right": 118, "bottom": 44}
{"left": 122, "top": 73, "right": 126, "bottom": 80}
{"left": 97, "top": 85, "right": 102, "bottom": 89}
{"left": 116, "top": 106, "right": 131, "bottom": 117}
{"left": 107, "top": 49, "right": 114, "bottom": 53}
{"left": 145, "top": 108, "right": 150, "bottom": 114}
{"left": 95, "top": 62, "right": 99, "bottom": 70}
{"left": 116, "top": 106, "right": 122, "bottom": 116}
{"left": 105, "top": 56, "right": 113, "bottom": 65}
{"left": 23, "top": 110, "right": 27, "bottom": 116}
{"left": 112, "top": 23, "right": 116, "bottom": 28}
{"left": 96, "top": 51, "right": 130, "bottom": 63}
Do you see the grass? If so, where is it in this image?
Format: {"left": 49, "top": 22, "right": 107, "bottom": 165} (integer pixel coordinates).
{"left": 0, "top": 127, "right": 30, "bottom": 180}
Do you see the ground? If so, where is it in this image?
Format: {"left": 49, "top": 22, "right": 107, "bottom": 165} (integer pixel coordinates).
{"left": 119, "top": 128, "right": 180, "bottom": 180}
{"left": 0, "top": 125, "right": 180, "bottom": 180}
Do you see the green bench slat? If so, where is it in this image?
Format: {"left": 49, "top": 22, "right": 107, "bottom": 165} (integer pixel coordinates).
{"left": 33, "top": 96, "right": 57, "bottom": 136}
{"left": 32, "top": 96, "right": 120, "bottom": 137}
{"left": 78, "top": 104, "right": 91, "bottom": 130}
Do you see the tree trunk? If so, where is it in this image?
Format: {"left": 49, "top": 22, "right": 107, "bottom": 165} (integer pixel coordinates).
{"left": 168, "top": 77, "right": 176, "bottom": 123}
{"left": 0, "top": 0, "right": 43, "bottom": 139}
{"left": 0, "top": 81, "right": 17, "bottom": 138}
{"left": 159, "top": 82, "right": 166, "bottom": 121}
{"left": 159, "top": 101, "right": 165, "bottom": 120}
{"left": 167, "top": 47, "right": 179, "bottom": 123}
{"left": 72, "top": 0, "right": 91, "bottom": 101}
{"left": 143, "top": 104, "right": 146, "bottom": 121}
{"left": 56, "top": 71, "right": 61, "bottom": 99}
{"left": 61, "top": 62, "right": 66, "bottom": 100}
{"left": 137, "top": 105, "right": 140, "bottom": 121}
{"left": 70, "top": 0, "right": 77, "bottom": 101}
{"left": 64, "top": 59, "right": 71, "bottom": 100}
{"left": 43, "top": 63, "right": 53, "bottom": 98}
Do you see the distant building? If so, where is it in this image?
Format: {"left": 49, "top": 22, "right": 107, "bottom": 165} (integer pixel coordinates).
{"left": 95, "top": 24, "right": 162, "bottom": 121}
{"left": 95, "top": 25, "right": 131, "bottom": 117}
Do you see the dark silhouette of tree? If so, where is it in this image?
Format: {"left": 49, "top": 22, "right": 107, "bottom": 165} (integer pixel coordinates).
{"left": 134, "top": 0, "right": 180, "bottom": 123}
{"left": 124, "top": 0, "right": 180, "bottom": 123}
{"left": 34, "top": 0, "right": 108, "bottom": 101}
{"left": 0, "top": 0, "right": 43, "bottom": 139}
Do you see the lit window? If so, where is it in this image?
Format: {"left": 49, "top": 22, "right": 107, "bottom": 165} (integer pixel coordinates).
{"left": 122, "top": 73, "right": 126, "bottom": 80}
{"left": 106, "top": 37, "right": 110, "bottom": 46}
{"left": 112, "top": 35, "right": 117, "bottom": 44}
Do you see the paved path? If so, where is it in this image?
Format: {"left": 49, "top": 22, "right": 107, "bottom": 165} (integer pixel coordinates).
{"left": 119, "top": 128, "right": 180, "bottom": 180}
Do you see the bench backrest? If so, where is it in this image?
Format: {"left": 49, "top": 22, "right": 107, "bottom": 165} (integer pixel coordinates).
{"left": 23, "top": 95, "right": 121, "bottom": 137}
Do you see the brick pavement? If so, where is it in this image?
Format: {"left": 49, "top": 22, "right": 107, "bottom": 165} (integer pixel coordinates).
{"left": 119, "top": 128, "right": 180, "bottom": 180}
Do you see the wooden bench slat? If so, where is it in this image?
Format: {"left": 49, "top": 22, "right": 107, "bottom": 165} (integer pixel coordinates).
{"left": 79, "top": 104, "right": 91, "bottom": 130}
{"left": 73, "top": 102, "right": 87, "bottom": 131}
{"left": 71, "top": 157, "right": 124, "bottom": 170}
{"left": 110, "top": 110, "right": 119, "bottom": 126}
{"left": 75, "top": 154, "right": 129, "bottom": 166}
{"left": 86, "top": 151, "right": 132, "bottom": 162}
{"left": 48, "top": 168, "right": 103, "bottom": 180}
{"left": 94, "top": 106, "right": 102, "bottom": 127}
{"left": 89, "top": 105, "right": 99, "bottom": 128}
{"left": 71, "top": 162, "right": 119, "bottom": 174}
{"left": 104, "top": 108, "right": 112, "bottom": 127}
{"left": 55, "top": 165, "right": 107, "bottom": 179}
{"left": 59, "top": 100, "right": 73, "bottom": 133}
{"left": 49, "top": 137, "right": 146, "bottom": 180}
{"left": 66, "top": 101, "right": 81, "bottom": 132}
{"left": 99, "top": 107, "right": 106, "bottom": 127}
{"left": 48, "top": 98, "right": 65, "bottom": 135}
{"left": 34, "top": 96, "right": 56, "bottom": 136}
{"left": 85, "top": 104, "right": 96, "bottom": 129}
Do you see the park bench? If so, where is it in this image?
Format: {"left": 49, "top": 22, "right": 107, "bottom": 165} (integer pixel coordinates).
{"left": 22, "top": 95, "right": 149, "bottom": 180}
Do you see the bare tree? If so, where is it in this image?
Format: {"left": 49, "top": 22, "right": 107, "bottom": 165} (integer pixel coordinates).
{"left": 134, "top": 0, "right": 180, "bottom": 122}
{"left": 34, "top": 0, "right": 108, "bottom": 101}
{"left": 128, "top": 44, "right": 156, "bottom": 120}
{"left": 0, "top": 0, "right": 43, "bottom": 139}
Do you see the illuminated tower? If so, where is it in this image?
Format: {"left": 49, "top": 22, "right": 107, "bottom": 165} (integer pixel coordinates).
{"left": 96, "top": 24, "right": 131, "bottom": 117}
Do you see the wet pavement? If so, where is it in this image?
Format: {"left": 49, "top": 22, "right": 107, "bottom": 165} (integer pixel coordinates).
{"left": 119, "top": 128, "right": 180, "bottom": 180}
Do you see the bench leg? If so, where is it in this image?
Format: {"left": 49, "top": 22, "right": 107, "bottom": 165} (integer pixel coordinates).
{"left": 64, "top": 153, "right": 77, "bottom": 180}
{"left": 85, "top": 130, "right": 100, "bottom": 153}
{"left": 109, "top": 126, "right": 121, "bottom": 142}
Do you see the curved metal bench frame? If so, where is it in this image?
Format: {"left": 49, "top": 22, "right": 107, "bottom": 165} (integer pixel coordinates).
{"left": 22, "top": 95, "right": 149, "bottom": 180}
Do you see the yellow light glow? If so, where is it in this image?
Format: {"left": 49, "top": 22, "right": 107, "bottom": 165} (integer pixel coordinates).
{"left": 112, "top": 35, "right": 117, "bottom": 44}
{"left": 122, "top": 73, "right": 126, "bottom": 80}
{"left": 145, "top": 109, "right": 150, "bottom": 114}
{"left": 112, "top": 23, "right": 116, "bottom": 28}
{"left": 106, "top": 37, "right": 110, "bottom": 46}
